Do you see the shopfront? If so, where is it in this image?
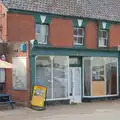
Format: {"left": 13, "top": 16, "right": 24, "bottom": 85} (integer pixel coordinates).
{"left": 30, "top": 47, "right": 120, "bottom": 103}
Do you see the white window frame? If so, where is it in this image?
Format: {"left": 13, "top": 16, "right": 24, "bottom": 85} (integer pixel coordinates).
{"left": 36, "top": 24, "right": 48, "bottom": 44}
{"left": 74, "top": 27, "right": 84, "bottom": 46}
{"left": 99, "top": 29, "right": 108, "bottom": 47}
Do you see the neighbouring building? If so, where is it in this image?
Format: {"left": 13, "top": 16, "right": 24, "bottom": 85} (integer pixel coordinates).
{"left": 0, "top": 0, "right": 120, "bottom": 104}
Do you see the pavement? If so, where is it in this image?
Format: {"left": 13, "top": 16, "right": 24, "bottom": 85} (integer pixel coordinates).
{"left": 0, "top": 100, "right": 120, "bottom": 120}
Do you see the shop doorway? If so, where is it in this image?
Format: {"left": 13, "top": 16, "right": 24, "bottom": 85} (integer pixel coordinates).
{"left": 69, "top": 67, "right": 81, "bottom": 103}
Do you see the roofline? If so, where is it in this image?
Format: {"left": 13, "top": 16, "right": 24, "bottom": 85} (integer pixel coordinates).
{"left": 7, "top": 8, "right": 120, "bottom": 24}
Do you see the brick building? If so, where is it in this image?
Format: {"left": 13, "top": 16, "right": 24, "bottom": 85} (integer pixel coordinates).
{"left": 0, "top": 0, "right": 120, "bottom": 104}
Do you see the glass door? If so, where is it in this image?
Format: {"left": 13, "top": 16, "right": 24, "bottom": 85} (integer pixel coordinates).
{"left": 69, "top": 67, "right": 81, "bottom": 103}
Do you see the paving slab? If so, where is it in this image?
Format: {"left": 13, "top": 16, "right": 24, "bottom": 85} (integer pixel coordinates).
{"left": 0, "top": 100, "right": 120, "bottom": 120}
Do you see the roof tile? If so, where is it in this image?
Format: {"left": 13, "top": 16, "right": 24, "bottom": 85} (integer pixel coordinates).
{"left": 1, "top": 0, "right": 120, "bottom": 22}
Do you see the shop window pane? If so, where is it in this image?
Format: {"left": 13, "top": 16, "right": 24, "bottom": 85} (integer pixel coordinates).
{"left": 69, "top": 57, "right": 80, "bottom": 65}
{"left": 84, "top": 58, "right": 91, "bottom": 96}
{"left": 84, "top": 57, "right": 118, "bottom": 97}
{"left": 106, "top": 58, "right": 117, "bottom": 95}
{"left": 92, "top": 57, "right": 105, "bottom": 96}
{"left": 53, "top": 56, "right": 68, "bottom": 98}
{"left": 36, "top": 56, "right": 52, "bottom": 99}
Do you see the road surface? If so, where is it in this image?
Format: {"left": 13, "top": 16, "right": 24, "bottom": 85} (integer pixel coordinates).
{"left": 0, "top": 100, "right": 120, "bottom": 120}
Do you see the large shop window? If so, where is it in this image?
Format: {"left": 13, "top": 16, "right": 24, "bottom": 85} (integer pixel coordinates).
{"left": 83, "top": 57, "right": 118, "bottom": 97}
{"left": 36, "top": 56, "right": 69, "bottom": 100}
{"left": 36, "top": 56, "right": 52, "bottom": 99}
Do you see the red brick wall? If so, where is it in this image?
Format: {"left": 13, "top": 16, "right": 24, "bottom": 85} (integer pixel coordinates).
{"left": 85, "top": 21, "right": 97, "bottom": 49}
{"left": 109, "top": 24, "right": 120, "bottom": 48}
{"left": 49, "top": 18, "right": 74, "bottom": 47}
{"left": 6, "top": 42, "right": 30, "bottom": 103}
{"left": 0, "top": 3, "right": 7, "bottom": 41}
{"left": 7, "top": 13, "right": 35, "bottom": 42}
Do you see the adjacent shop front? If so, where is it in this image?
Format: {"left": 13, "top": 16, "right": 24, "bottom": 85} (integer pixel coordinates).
{"left": 83, "top": 57, "right": 118, "bottom": 98}
{"left": 30, "top": 47, "right": 120, "bottom": 103}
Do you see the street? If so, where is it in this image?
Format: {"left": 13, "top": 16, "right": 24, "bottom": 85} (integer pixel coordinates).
{"left": 0, "top": 100, "right": 120, "bottom": 120}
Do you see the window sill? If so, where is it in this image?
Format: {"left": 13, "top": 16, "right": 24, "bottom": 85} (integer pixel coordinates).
{"left": 98, "top": 45, "right": 107, "bottom": 47}
{"left": 74, "top": 45, "right": 85, "bottom": 48}
{"left": 98, "top": 46, "right": 108, "bottom": 49}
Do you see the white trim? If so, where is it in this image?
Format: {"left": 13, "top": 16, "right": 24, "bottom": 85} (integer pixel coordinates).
{"left": 74, "top": 27, "right": 84, "bottom": 45}
{"left": 51, "top": 56, "right": 54, "bottom": 99}
{"left": 104, "top": 59, "right": 107, "bottom": 95}
{"left": 67, "top": 57, "right": 70, "bottom": 98}
{"left": 83, "top": 94, "right": 119, "bottom": 98}
{"left": 90, "top": 57, "right": 92, "bottom": 96}
{"left": 99, "top": 30, "right": 108, "bottom": 47}
{"left": 115, "top": 57, "right": 118, "bottom": 95}
{"left": 102, "top": 22, "right": 107, "bottom": 29}
{"left": 46, "top": 98, "right": 70, "bottom": 101}
{"left": 78, "top": 19, "right": 83, "bottom": 27}
{"left": 74, "top": 42, "right": 84, "bottom": 46}
{"left": 40, "top": 15, "right": 46, "bottom": 23}
{"left": 69, "top": 67, "right": 82, "bottom": 103}
{"left": 82, "top": 58, "right": 84, "bottom": 97}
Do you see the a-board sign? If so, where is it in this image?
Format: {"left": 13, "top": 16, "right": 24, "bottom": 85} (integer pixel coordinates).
{"left": 31, "top": 85, "right": 47, "bottom": 108}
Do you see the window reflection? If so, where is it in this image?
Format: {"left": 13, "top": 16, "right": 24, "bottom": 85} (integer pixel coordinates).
{"left": 53, "top": 56, "right": 68, "bottom": 98}
{"left": 84, "top": 58, "right": 91, "bottom": 96}
{"left": 36, "top": 56, "right": 52, "bottom": 99}
{"left": 36, "top": 56, "right": 69, "bottom": 100}
{"left": 84, "top": 57, "right": 118, "bottom": 97}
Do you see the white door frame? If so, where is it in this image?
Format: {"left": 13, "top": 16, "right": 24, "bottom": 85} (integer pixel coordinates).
{"left": 69, "top": 67, "right": 82, "bottom": 103}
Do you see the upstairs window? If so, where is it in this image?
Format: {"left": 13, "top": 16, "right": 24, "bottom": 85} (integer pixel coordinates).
{"left": 74, "top": 27, "right": 84, "bottom": 45}
{"left": 99, "top": 29, "right": 108, "bottom": 47}
{"left": 36, "top": 24, "right": 48, "bottom": 44}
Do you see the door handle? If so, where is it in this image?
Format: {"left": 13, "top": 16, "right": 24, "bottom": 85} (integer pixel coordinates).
{"left": 48, "top": 80, "right": 51, "bottom": 83}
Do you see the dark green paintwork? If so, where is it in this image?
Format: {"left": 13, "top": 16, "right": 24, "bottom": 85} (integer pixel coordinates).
{"left": 29, "top": 46, "right": 120, "bottom": 99}
{"left": 30, "top": 47, "right": 119, "bottom": 57}
{"left": 99, "top": 22, "right": 111, "bottom": 29}
{"left": 33, "top": 14, "right": 52, "bottom": 24}
{"left": 119, "top": 52, "right": 120, "bottom": 95}
{"left": 72, "top": 19, "right": 88, "bottom": 27}
{"left": 30, "top": 55, "right": 36, "bottom": 100}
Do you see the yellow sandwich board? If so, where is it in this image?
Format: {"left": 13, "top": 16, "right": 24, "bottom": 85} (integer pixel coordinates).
{"left": 31, "top": 85, "right": 47, "bottom": 109}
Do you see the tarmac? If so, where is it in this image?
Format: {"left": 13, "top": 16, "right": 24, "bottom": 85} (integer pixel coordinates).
{"left": 0, "top": 100, "right": 120, "bottom": 120}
